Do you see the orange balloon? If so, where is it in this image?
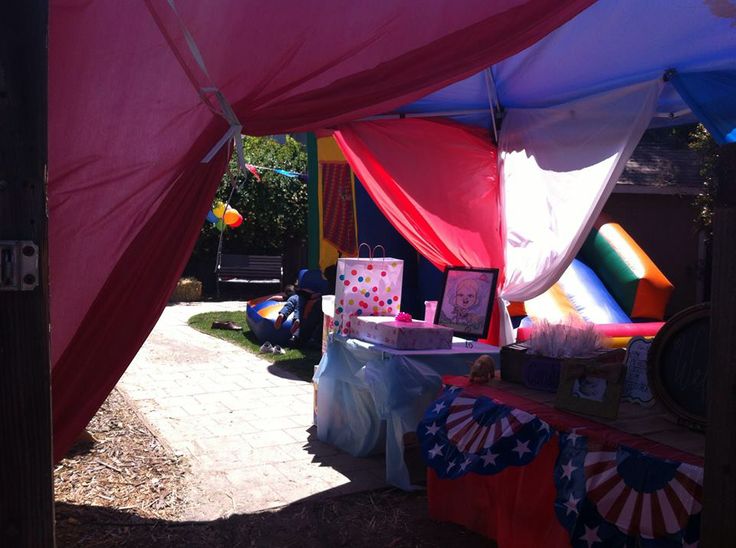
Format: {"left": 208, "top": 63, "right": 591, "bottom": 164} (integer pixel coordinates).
{"left": 229, "top": 213, "right": 244, "bottom": 228}
{"left": 224, "top": 208, "right": 240, "bottom": 225}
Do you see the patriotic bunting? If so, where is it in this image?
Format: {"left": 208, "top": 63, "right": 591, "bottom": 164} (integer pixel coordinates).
{"left": 554, "top": 432, "right": 702, "bottom": 547}
{"left": 418, "top": 384, "right": 552, "bottom": 479}
{"left": 420, "top": 384, "right": 704, "bottom": 547}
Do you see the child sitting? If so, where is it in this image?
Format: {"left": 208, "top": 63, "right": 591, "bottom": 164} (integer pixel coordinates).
{"left": 274, "top": 284, "right": 302, "bottom": 334}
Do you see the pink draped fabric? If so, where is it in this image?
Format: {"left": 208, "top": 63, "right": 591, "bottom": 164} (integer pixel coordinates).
{"left": 333, "top": 119, "right": 505, "bottom": 342}
{"left": 49, "top": 0, "right": 594, "bottom": 459}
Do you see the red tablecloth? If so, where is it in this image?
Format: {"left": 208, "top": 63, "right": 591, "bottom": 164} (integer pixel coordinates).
{"left": 424, "top": 377, "right": 704, "bottom": 548}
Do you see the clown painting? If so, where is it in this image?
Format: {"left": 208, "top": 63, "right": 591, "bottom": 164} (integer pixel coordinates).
{"left": 437, "top": 267, "right": 498, "bottom": 338}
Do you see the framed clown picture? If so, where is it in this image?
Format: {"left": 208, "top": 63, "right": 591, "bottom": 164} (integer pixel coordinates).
{"left": 435, "top": 267, "right": 499, "bottom": 339}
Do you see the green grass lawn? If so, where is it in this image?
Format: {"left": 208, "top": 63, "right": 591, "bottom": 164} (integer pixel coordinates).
{"left": 187, "top": 310, "right": 321, "bottom": 382}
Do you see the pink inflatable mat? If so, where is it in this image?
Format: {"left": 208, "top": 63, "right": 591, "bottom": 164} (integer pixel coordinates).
{"left": 516, "top": 321, "right": 664, "bottom": 342}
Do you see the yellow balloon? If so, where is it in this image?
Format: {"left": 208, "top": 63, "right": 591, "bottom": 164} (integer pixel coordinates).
{"left": 212, "top": 203, "right": 226, "bottom": 218}
{"left": 224, "top": 208, "right": 240, "bottom": 225}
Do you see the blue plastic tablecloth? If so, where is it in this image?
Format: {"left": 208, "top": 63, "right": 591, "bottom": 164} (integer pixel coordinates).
{"left": 314, "top": 335, "right": 500, "bottom": 490}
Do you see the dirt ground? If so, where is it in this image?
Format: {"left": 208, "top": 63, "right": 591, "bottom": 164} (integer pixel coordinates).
{"left": 54, "top": 389, "right": 493, "bottom": 547}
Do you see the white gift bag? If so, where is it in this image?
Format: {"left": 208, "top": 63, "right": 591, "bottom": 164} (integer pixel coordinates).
{"left": 333, "top": 244, "right": 404, "bottom": 336}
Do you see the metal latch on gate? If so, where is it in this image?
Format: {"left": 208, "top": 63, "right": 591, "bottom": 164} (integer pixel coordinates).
{"left": 0, "top": 241, "right": 39, "bottom": 291}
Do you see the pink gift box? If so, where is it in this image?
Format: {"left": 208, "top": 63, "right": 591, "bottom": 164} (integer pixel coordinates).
{"left": 351, "top": 316, "right": 453, "bottom": 350}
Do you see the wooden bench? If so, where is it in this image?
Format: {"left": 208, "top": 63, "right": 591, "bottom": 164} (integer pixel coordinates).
{"left": 216, "top": 254, "right": 283, "bottom": 297}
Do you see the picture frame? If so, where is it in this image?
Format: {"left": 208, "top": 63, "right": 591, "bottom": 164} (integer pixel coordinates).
{"left": 554, "top": 349, "right": 626, "bottom": 420}
{"left": 435, "top": 266, "right": 498, "bottom": 339}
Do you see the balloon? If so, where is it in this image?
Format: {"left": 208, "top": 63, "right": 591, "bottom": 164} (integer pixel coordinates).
{"left": 224, "top": 208, "right": 240, "bottom": 226}
{"left": 229, "top": 213, "right": 244, "bottom": 228}
{"left": 206, "top": 210, "right": 218, "bottom": 223}
{"left": 215, "top": 218, "right": 226, "bottom": 231}
{"left": 212, "top": 202, "right": 226, "bottom": 218}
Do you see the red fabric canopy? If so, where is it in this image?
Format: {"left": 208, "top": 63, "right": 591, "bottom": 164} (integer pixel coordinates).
{"left": 49, "top": 0, "right": 595, "bottom": 460}
{"left": 334, "top": 119, "right": 504, "bottom": 270}
{"left": 334, "top": 119, "right": 505, "bottom": 342}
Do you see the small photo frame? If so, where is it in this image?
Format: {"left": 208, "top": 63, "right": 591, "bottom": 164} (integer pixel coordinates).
{"left": 554, "top": 350, "right": 626, "bottom": 420}
{"left": 571, "top": 376, "right": 608, "bottom": 402}
{"left": 435, "top": 267, "right": 498, "bottom": 339}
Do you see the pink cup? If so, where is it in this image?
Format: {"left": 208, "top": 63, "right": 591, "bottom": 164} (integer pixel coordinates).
{"left": 424, "top": 300, "right": 438, "bottom": 323}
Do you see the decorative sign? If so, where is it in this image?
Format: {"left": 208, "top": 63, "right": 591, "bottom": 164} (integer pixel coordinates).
{"left": 647, "top": 303, "right": 709, "bottom": 429}
{"left": 622, "top": 337, "right": 655, "bottom": 407}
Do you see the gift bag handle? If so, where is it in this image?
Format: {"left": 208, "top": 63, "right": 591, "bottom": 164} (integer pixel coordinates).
{"left": 357, "top": 243, "right": 386, "bottom": 260}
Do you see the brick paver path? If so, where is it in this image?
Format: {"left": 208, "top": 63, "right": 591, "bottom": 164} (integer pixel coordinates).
{"left": 118, "top": 301, "right": 385, "bottom": 519}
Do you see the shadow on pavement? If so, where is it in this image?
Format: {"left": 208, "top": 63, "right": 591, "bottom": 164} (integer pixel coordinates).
{"left": 267, "top": 361, "right": 316, "bottom": 383}
{"left": 55, "top": 485, "right": 493, "bottom": 548}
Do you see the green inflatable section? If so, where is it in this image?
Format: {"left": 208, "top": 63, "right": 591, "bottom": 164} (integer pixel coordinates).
{"left": 578, "top": 227, "right": 638, "bottom": 317}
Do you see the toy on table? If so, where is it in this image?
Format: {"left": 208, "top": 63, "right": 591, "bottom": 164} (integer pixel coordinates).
{"left": 469, "top": 354, "right": 496, "bottom": 385}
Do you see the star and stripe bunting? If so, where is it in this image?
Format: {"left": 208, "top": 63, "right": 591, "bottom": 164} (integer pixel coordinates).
{"left": 421, "top": 384, "right": 703, "bottom": 545}
{"left": 418, "top": 384, "right": 552, "bottom": 479}
{"left": 554, "top": 432, "right": 702, "bottom": 547}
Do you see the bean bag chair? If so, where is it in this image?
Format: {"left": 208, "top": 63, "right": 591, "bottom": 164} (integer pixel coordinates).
{"left": 246, "top": 268, "right": 329, "bottom": 345}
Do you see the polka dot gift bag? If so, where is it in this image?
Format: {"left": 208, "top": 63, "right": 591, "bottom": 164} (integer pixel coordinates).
{"left": 333, "top": 244, "right": 404, "bottom": 336}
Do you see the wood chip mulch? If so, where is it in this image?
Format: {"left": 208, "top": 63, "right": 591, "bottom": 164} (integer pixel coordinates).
{"left": 54, "top": 388, "right": 493, "bottom": 547}
{"left": 54, "top": 388, "right": 203, "bottom": 546}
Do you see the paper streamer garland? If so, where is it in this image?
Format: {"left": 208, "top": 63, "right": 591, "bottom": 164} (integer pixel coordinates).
{"left": 245, "top": 164, "right": 305, "bottom": 181}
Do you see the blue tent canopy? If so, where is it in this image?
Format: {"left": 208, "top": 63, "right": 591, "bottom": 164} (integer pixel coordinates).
{"left": 392, "top": 0, "right": 736, "bottom": 140}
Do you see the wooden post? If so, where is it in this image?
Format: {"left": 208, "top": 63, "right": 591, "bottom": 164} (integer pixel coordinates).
{"left": 306, "top": 132, "right": 320, "bottom": 270}
{"left": 0, "top": 1, "right": 55, "bottom": 546}
{"left": 703, "top": 142, "right": 736, "bottom": 545}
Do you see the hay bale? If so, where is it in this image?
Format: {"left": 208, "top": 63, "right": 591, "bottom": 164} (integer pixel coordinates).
{"left": 170, "top": 277, "right": 202, "bottom": 302}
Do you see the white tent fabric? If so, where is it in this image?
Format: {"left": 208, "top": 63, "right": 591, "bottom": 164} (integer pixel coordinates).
{"left": 497, "top": 80, "right": 663, "bottom": 343}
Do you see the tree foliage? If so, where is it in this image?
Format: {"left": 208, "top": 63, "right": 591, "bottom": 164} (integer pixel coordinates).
{"left": 192, "top": 136, "right": 308, "bottom": 261}
{"left": 689, "top": 123, "right": 719, "bottom": 232}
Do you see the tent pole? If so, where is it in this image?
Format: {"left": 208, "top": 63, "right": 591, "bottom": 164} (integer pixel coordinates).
{"left": 484, "top": 68, "right": 500, "bottom": 143}
{"left": 703, "top": 142, "right": 736, "bottom": 544}
{"left": 361, "top": 108, "right": 496, "bottom": 121}
{"left": 0, "top": 1, "right": 55, "bottom": 545}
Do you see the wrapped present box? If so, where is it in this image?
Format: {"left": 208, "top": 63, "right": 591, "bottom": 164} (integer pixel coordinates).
{"left": 351, "top": 316, "right": 453, "bottom": 350}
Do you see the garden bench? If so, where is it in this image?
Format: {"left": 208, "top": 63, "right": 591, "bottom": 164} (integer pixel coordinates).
{"left": 216, "top": 254, "right": 283, "bottom": 297}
